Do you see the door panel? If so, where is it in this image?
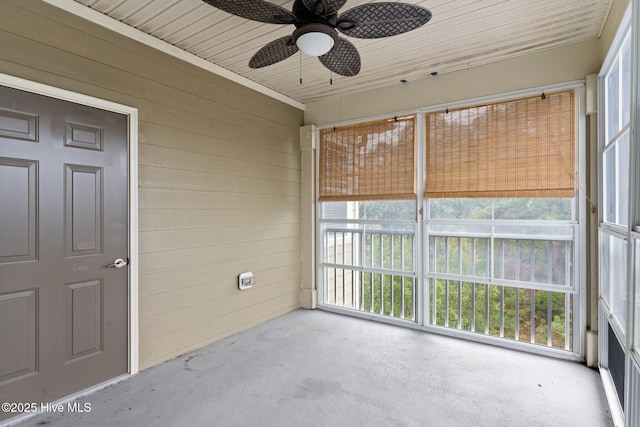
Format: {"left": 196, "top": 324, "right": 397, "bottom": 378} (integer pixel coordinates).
{"left": 0, "top": 85, "right": 128, "bottom": 419}
{"left": 0, "top": 158, "right": 37, "bottom": 262}
{"left": 0, "top": 290, "right": 37, "bottom": 384}
{"left": 65, "top": 164, "right": 102, "bottom": 256}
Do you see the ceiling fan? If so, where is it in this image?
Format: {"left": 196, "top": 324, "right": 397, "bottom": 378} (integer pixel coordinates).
{"left": 202, "top": 0, "right": 432, "bottom": 76}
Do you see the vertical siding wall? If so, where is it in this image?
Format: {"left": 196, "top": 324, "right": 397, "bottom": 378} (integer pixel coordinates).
{"left": 0, "top": 0, "right": 304, "bottom": 369}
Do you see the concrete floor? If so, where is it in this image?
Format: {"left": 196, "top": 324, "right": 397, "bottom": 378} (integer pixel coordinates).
{"left": 15, "top": 309, "right": 612, "bottom": 427}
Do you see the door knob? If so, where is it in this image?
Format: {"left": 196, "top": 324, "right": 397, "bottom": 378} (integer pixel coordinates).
{"left": 107, "top": 258, "right": 128, "bottom": 268}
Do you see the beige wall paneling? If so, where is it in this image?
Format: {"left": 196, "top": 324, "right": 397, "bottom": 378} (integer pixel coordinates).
{"left": 304, "top": 39, "right": 601, "bottom": 125}
{"left": 0, "top": 0, "right": 304, "bottom": 370}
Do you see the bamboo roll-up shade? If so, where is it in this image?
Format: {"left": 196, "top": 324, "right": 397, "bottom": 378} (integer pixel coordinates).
{"left": 319, "top": 115, "right": 416, "bottom": 201}
{"left": 425, "top": 91, "right": 575, "bottom": 198}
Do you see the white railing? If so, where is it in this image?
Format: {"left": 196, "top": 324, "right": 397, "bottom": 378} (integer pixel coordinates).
{"left": 322, "top": 227, "right": 416, "bottom": 321}
{"left": 321, "top": 225, "right": 575, "bottom": 351}
{"left": 427, "top": 234, "right": 574, "bottom": 350}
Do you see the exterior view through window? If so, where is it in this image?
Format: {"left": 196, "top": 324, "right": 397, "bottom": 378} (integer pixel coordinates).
{"left": 319, "top": 91, "right": 581, "bottom": 354}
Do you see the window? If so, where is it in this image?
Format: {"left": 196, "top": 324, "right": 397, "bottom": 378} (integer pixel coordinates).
{"left": 599, "top": 27, "right": 632, "bottom": 340}
{"left": 319, "top": 116, "right": 418, "bottom": 321}
{"left": 318, "top": 89, "right": 581, "bottom": 354}
{"left": 600, "top": 232, "right": 628, "bottom": 333}
{"left": 602, "top": 31, "right": 631, "bottom": 227}
{"left": 635, "top": 239, "right": 640, "bottom": 352}
{"left": 423, "top": 92, "right": 577, "bottom": 350}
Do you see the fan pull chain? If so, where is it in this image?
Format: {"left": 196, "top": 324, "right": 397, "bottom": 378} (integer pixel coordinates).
{"left": 330, "top": 71, "right": 333, "bottom": 85}
{"left": 299, "top": 52, "right": 303, "bottom": 85}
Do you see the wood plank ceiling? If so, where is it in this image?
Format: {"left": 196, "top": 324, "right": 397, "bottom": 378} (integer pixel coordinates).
{"left": 73, "top": 0, "right": 614, "bottom": 104}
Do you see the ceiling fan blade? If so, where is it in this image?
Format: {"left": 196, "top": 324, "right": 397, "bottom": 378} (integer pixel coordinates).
{"left": 337, "top": 3, "right": 431, "bottom": 39}
{"left": 319, "top": 38, "right": 361, "bottom": 76}
{"left": 202, "top": 0, "right": 296, "bottom": 24}
{"left": 301, "top": 0, "right": 347, "bottom": 16}
{"left": 249, "top": 36, "right": 299, "bottom": 68}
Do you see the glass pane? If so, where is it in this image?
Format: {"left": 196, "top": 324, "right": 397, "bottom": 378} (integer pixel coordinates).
{"left": 429, "top": 224, "right": 492, "bottom": 236}
{"left": 635, "top": 239, "right": 640, "bottom": 352}
{"left": 322, "top": 202, "right": 351, "bottom": 219}
{"left": 621, "top": 32, "right": 631, "bottom": 126}
{"left": 428, "top": 198, "right": 492, "bottom": 220}
{"left": 363, "top": 224, "right": 415, "bottom": 272}
{"left": 617, "top": 131, "right": 630, "bottom": 226}
{"left": 429, "top": 235, "right": 490, "bottom": 277}
{"left": 606, "top": 53, "right": 620, "bottom": 141}
{"left": 601, "top": 233, "right": 627, "bottom": 332}
{"left": 493, "top": 198, "right": 572, "bottom": 220}
{"left": 600, "top": 231, "right": 611, "bottom": 306}
{"left": 493, "top": 225, "right": 573, "bottom": 238}
{"left": 603, "top": 145, "right": 616, "bottom": 223}
{"left": 361, "top": 200, "right": 416, "bottom": 220}
{"left": 322, "top": 225, "right": 363, "bottom": 267}
{"left": 494, "top": 238, "right": 572, "bottom": 286}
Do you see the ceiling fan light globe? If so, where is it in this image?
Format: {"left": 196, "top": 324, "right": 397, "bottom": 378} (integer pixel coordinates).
{"left": 296, "top": 32, "right": 334, "bottom": 56}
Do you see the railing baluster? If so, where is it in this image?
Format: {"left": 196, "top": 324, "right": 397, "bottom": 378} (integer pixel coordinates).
{"left": 564, "top": 240, "right": 571, "bottom": 350}
{"left": 500, "top": 240, "right": 505, "bottom": 338}
{"left": 342, "top": 232, "right": 346, "bottom": 306}
{"left": 445, "top": 237, "right": 450, "bottom": 274}
{"left": 565, "top": 292, "right": 571, "bottom": 350}
{"left": 391, "top": 235, "right": 395, "bottom": 271}
{"left": 485, "top": 282, "right": 489, "bottom": 334}
{"left": 401, "top": 276, "right": 405, "bottom": 319}
{"left": 445, "top": 279, "right": 450, "bottom": 328}
{"left": 547, "top": 291, "right": 552, "bottom": 347}
{"left": 389, "top": 274, "right": 396, "bottom": 316}
{"left": 458, "top": 237, "right": 462, "bottom": 274}
{"left": 471, "top": 238, "right": 476, "bottom": 332}
{"left": 458, "top": 238, "right": 462, "bottom": 329}
{"left": 369, "top": 232, "right": 374, "bottom": 269}
{"left": 369, "top": 272, "right": 374, "bottom": 313}
{"left": 445, "top": 237, "right": 450, "bottom": 328}
{"left": 500, "top": 285, "right": 505, "bottom": 338}
{"left": 379, "top": 273, "right": 384, "bottom": 315}
{"left": 333, "top": 231, "right": 337, "bottom": 304}
{"left": 360, "top": 230, "right": 365, "bottom": 310}
{"left": 530, "top": 239, "right": 536, "bottom": 344}
{"left": 432, "top": 278, "right": 437, "bottom": 325}
{"left": 530, "top": 289, "right": 536, "bottom": 344}
{"left": 379, "top": 234, "right": 384, "bottom": 270}
{"left": 401, "top": 235, "right": 405, "bottom": 271}
{"left": 411, "top": 277, "right": 416, "bottom": 321}
{"left": 458, "top": 280, "right": 462, "bottom": 330}
{"left": 547, "top": 241, "right": 553, "bottom": 285}
{"left": 486, "top": 238, "right": 490, "bottom": 277}
{"left": 515, "top": 240, "right": 520, "bottom": 341}
{"left": 351, "top": 232, "right": 355, "bottom": 309}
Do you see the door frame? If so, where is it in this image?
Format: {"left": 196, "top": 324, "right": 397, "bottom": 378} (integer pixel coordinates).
{"left": 0, "top": 72, "right": 139, "bottom": 376}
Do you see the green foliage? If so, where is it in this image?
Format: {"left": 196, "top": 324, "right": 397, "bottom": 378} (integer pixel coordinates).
{"left": 361, "top": 273, "right": 414, "bottom": 320}
{"left": 429, "top": 280, "right": 570, "bottom": 349}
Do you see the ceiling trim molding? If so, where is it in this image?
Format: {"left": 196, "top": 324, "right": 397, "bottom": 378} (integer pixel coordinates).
{"left": 42, "top": 0, "right": 305, "bottom": 111}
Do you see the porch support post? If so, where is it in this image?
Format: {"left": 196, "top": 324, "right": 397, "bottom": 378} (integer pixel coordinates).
{"left": 585, "top": 73, "right": 598, "bottom": 367}
{"left": 300, "top": 124, "right": 317, "bottom": 309}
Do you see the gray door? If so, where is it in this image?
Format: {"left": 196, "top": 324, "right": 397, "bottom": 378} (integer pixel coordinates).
{"left": 0, "top": 85, "right": 128, "bottom": 417}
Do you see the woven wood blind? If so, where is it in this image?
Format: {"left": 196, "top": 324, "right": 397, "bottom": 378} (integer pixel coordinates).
{"left": 425, "top": 91, "right": 575, "bottom": 198}
{"left": 319, "top": 115, "right": 416, "bottom": 201}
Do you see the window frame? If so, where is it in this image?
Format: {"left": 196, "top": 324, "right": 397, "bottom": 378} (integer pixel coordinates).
{"left": 316, "top": 82, "right": 586, "bottom": 358}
